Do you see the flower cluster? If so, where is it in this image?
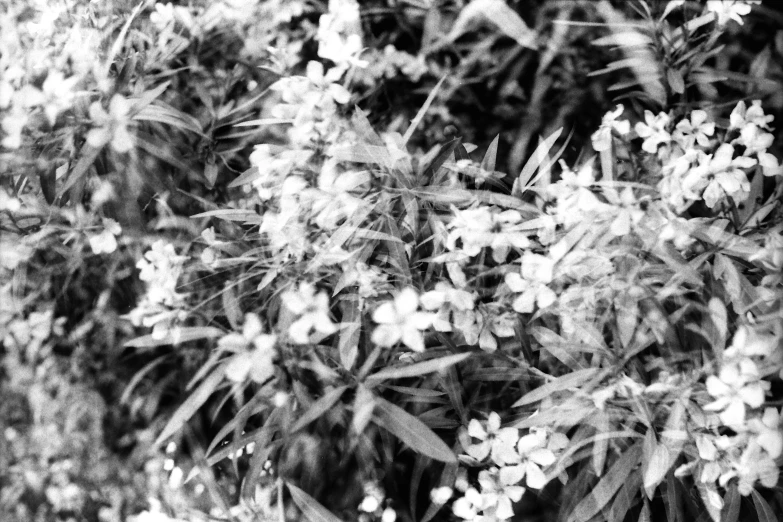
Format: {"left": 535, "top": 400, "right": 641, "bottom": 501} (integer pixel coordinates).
{"left": 451, "top": 413, "right": 568, "bottom": 521}
{"left": 124, "top": 240, "right": 189, "bottom": 339}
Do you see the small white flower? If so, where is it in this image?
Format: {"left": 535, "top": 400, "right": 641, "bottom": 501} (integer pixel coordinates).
{"left": 635, "top": 110, "right": 671, "bottom": 154}
{"left": 282, "top": 282, "right": 338, "bottom": 344}
{"left": 505, "top": 253, "right": 557, "bottom": 314}
{"left": 673, "top": 109, "right": 714, "bottom": 149}
{"left": 706, "top": 0, "right": 760, "bottom": 26}
{"left": 371, "top": 288, "right": 434, "bottom": 352}
{"left": 220, "top": 313, "right": 277, "bottom": 384}
{"left": 88, "top": 218, "right": 122, "bottom": 255}
{"left": 591, "top": 104, "right": 631, "bottom": 152}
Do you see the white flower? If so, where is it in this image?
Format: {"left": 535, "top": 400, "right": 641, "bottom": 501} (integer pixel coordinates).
{"left": 635, "top": 110, "right": 671, "bottom": 154}
{"left": 88, "top": 218, "right": 121, "bottom": 255}
{"left": 86, "top": 95, "right": 134, "bottom": 153}
{"left": 458, "top": 305, "right": 516, "bottom": 353}
{"left": 748, "top": 408, "right": 783, "bottom": 459}
{"left": 681, "top": 144, "right": 756, "bottom": 208}
{"left": 501, "top": 430, "right": 557, "bottom": 490}
{"left": 463, "top": 413, "right": 520, "bottom": 465}
{"left": 729, "top": 100, "right": 773, "bottom": 132}
{"left": 591, "top": 105, "right": 631, "bottom": 152}
{"left": 136, "top": 240, "right": 188, "bottom": 306}
{"left": 420, "top": 282, "right": 476, "bottom": 333}
{"left": 505, "top": 253, "right": 557, "bottom": 314}
{"left": 371, "top": 288, "right": 434, "bottom": 352}
{"left": 706, "top": 0, "right": 760, "bottom": 26}
{"left": 446, "top": 206, "right": 531, "bottom": 262}
{"left": 476, "top": 467, "right": 526, "bottom": 520}
{"left": 282, "top": 282, "right": 338, "bottom": 344}
{"left": 220, "top": 313, "right": 277, "bottom": 384}
{"left": 673, "top": 109, "right": 714, "bottom": 149}
{"left": 704, "top": 358, "right": 770, "bottom": 427}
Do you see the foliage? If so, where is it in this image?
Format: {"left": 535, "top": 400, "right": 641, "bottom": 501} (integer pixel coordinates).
{"left": 2, "top": 1, "right": 783, "bottom": 522}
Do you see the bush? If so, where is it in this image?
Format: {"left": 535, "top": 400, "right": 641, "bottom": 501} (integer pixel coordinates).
{"left": 1, "top": 1, "right": 782, "bottom": 521}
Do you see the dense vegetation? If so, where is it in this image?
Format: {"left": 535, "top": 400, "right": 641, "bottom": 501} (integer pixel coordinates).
{"left": 1, "top": 1, "right": 782, "bottom": 521}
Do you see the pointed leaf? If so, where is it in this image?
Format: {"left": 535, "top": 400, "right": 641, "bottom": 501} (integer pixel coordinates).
{"left": 513, "top": 127, "right": 562, "bottom": 195}
{"left": 751, "top": 490, "right": 776, "bottom": 522}
{"left": 512, "top": 368, "right": 600, "bottom": 407}
{"left": 720, "top": 483, "right": 740, "bottom": 522}
{"left": 480, "top": 135, "right": 499, "bottom": 173}
{"left": 366, "top": 353, "right": 471, "bottom": 383}
{"left": 155, "top": 364, "right": 226, "bottom": 446}
{"left": 290, "top": 385, "right": 348, "bottom": 433}
{"left": 402, "top": 76, "right": 446, "bottom": 146}
{"left": 373, "top": 397, "right": 456, "bottom": 463}
{"left": 567, "top": 441, "right": 643, "bottom": 522}
{"left": 288, "top": 483, "right": 345, "bottom": 522}
{"left": 124, "top": 326, "right": 224, "bottom": 348}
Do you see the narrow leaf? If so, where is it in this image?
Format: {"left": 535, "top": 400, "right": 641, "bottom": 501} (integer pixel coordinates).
{"left": 480, "top": 135, "right": 499, "bottom": 173}
{"left": 512, "top": 368, "right": 599, "bottom": 407}
{"left": 366, "top": 353, "right": 471, "bottom": 383}
{"left": 155, "top": 365, "right": 226, "bottom": 446}
{"left": 513, "top": 127, "right": 562, "bottom": 195}
{"left": 290, "top": 385, "right": 348, "bottom": 433}
{"left": 288, "top": 483, "right": 345, "bottom": 522}
{"left": 719, "top": 483, "right": 740, "bottom": 522}
{"left": 402, "top": 76, "right": 446, "bottom": 146}
{"left": 373, "top": 397, "right": 456, "bottom": 463}
{"left": 124, "top": 326, "right": 224, "bottom": 348}
{"left": 567, "top": 441, "right": 643, "bottom": 522}
{"left": 751, "top": 490, "right": 776, "bottom": 522}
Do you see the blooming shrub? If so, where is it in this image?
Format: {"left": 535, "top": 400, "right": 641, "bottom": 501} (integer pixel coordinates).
{"left": 2, "top": 1, "right": 783, "bottom": 522}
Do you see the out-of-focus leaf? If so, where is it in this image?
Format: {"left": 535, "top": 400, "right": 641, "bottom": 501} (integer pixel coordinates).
{"left": 366, "top": 353, "right": 471, "bottom": 383}
{"left": 222, "top": 283, "right": 242, "bottom": 330}
{"left": 751, "top": 490, "right": 777, "bottom": 522}
{"left": 40, "top": 165, "right": 56, "bottom": 204}
{"left": 133, "top": 103, "right": 205, "bottom": 136}
{"left": 290, "top": 385, "right": 348, "bottom": 433}
{"left": 592, "top": 31, "right": 653, "bottom": 47}
{"left": 567, "top": 441, "right": 643, "bottom": 522}
{"left": 373, "top": 397, "right": 456, "bottom": 463}
{"left": 352, "top": 384, "right": 375, "bottom": 434}
{"left": 124, "top": 326, "right": 224, "bottom": 348}
{"left": 227, "top": 167, "right": 260, "bottom": 188}
{"left": 338, "top": 299, "right": 360, "bottom": 370}
{"left": 55, "top": 144, "right": 102, "bottom": 200}
{"left": 204, "top": 156, "right": 218, "bottom": 188}
{"left": 667, "top": 68, "right": 685, "bottom": 94}
{"left": 129, "top": 81, "right": 171, "bottom": 113}
{"left": 288, "top": 483, "right": 345, "bottom": 522}
{"left": 720, "top": 483, "right": 740, "bottom": 522}
{"left": 155, "top": 364, "right": 226, "bottom": 446}
{"left": 512, "top": 368, "right": 600, "bottom": 407}
{"left": 448, "top": 0, "right": 537, "bottom": 48}
{"left": 233, "top": 118, "right": 292, "bottom": 127}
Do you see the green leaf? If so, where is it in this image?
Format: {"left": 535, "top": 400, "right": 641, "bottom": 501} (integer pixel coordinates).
{"left": 227, "top": 167, "right": 260, "bottom": 188}
{"left": 124, "top": 326, "right": 224, "bottom": 349}
{"left": 480, "top": 135, "right": 499, "bottom": 173}
{"left": 155, "top": 364, "right": 226, "bottom": 446}
{"left": 608, "top": 469, "right": 642, "bottom": 522}
{"left": 448, "top": 0, "right": 536, "bottom": 48}
{"left": 55, "top": 143, "right": 102, "bottom": 200}
{"left": 719, "top": 483, "right": 740, "bottom": 522}
{"left": 129, "top": 81, "right": 171, "bottom": 114}
{"left": 402, "top": 76, "right": 446, "bottom": 146}
{"left": 290, "top": 386, "right": 348, "bottom": 434}
{"left": 512, "top": 127, "right": 562, "bottom": 196}
{"left": 366, "top": 353, "right": 471, "bottom": 383}
{"left": 512, "top": 368, "right": 600, "bottom": 407}
{"left": 288, "top": 483, "right": 345, "bottom": 522}
{"left": 567, "top": 441, "right": 643, "bottom": 522}
{"left": 133, "top": 103, "right": 205, "bottom": 136}
{"left": 373, "top": 397, "right": 456, "bottom": 463}
{"left": 338, "top": 300, "right": 361, "bottom": 370}
{"left": 190, "top": 209, "right": 263, "bottom": 224}
{"left": 352, "top": 384, "right": 375, "bottom": 434}
{"left": 751, "top": 490, "right": 777, "bottom": 522}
